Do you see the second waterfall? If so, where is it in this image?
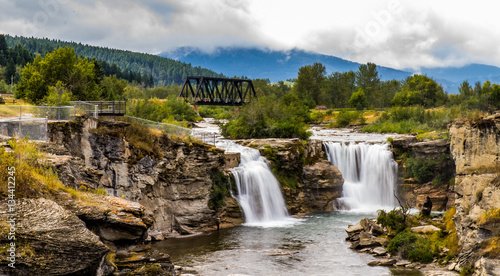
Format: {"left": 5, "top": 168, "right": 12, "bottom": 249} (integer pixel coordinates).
{"left": 324, "top": 142, "right": 398, "bottom": 211}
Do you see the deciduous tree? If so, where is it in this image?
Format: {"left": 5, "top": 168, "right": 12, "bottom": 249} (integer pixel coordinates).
{"left": 16, "top": 47, "right": 101, "bottom": 104}
{"left": 293, "top": 63, "right": 326, "bottom": 107}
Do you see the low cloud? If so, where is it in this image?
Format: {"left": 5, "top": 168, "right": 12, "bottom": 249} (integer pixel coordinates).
{"left": 0, "top": 0, "right": 499, "bottom": 69}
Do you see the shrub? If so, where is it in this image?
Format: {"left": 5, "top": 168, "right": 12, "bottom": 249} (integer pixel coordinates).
{"left": 387, "top": 231, "right": 435, "bottom": 263}
{"left": 221, "top": 94, "right": 311, "bottom": 140}
{"left": 405, "top": 157, "right": 434, "bottom": 183}
{"left": 335, "top": 111, "right": 360, "bottom": 128}
{"left": 198, "top": 106, "right": 233, "bottom": 119}
{"left": 362, "top": 106, "right": 485, "bottom": 138}
{"left": 377, "top": 208, "right": 408, "bottom": 234}
{"left": 127, "top": 97, "right": 201, "bottom": 123}
{"left": 403, "top": 153, "right": 454, "bottom": 185}
{"left": 310, "top": 110, "right": 326, "bottom": 123}
{"left": 208, "top": 170, "right": 230, "bottom": 209}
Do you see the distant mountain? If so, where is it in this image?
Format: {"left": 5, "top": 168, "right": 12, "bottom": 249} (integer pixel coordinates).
{"left": 161, "top": 47, "right": 500, "bottom": 94}
{"left": 161, "top": 47, "right": 411, "bottom": 82}
{"left": 418, "top": 64, "right": 500, "bottom": 91}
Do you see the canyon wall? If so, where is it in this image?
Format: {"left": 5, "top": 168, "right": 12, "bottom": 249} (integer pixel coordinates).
{"left": 449, "top": 113, "right": 500, "bottom": 274}
{"left": 391, "top": 137, "right": 455, "bottom": 211}
{"left": 46, "top": 117, "right": 239, "bottom": 239}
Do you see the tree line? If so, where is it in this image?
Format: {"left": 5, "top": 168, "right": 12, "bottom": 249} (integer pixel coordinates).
{"left": 5, "top": 35, "right": 223, "bottom": 86}
{"left": 291, "top": 62, "right": 447, "bottom": 110}
{"left": 288, "top": 62, "right": 500, "bottom": 112}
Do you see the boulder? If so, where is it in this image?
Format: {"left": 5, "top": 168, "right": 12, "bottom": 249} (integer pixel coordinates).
{"left": 345, "top": 223, "right": 364, "bottom": 241}
{"left": 61, "top": 195, "right": 153, "bottom": 243}
{"left": 373, "top": 247, "right": 387, "bottom": 256}
{"left": 368, "top": 259, "right": 397, "bottom": 267}
{"left": 411, "top": 225, "right": 442, "bottom": 234}
{"left": 0, "top": 198, "right": 111, "bottom": 276}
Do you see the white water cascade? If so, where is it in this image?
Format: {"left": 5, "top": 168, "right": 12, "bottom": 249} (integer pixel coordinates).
{"left": 324, "top": 142, "right": 398, "bottom": 211}
{"left": 229, "top": 145, "right": 291, "bottom": 226}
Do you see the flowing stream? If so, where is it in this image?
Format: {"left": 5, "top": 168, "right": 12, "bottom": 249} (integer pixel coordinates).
{"left": 151, "top": 125, "right": 419, "bottom": 275}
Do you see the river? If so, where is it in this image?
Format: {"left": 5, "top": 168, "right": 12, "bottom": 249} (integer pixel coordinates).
{"left": 152, "top": 122, "right": 421, "bottom": 276}
{"left": 153, "top": 212, "right": 423, "bottom": 276}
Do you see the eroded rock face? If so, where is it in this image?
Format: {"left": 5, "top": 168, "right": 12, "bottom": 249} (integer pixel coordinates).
{"left": 291, "top": 159, "right": 343, "bottom": 213}
{"left": 61, "top": 195, "right": 154, "bottom": 243}
{"left": 392, "top": 137, "right": 455, "bottom": 211}
{"left": 449, "top": 113, "right": 500, "bottom": 271}
{"left": 47, "top": 118, "right": 231, "bottom": 237}
{"left": 0, "top": 198, "right": 111, "bottom": 276}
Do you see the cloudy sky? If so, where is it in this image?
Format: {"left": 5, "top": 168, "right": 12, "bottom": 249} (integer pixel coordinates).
{"left": 0, "top": 0, "right": 498, "bottom": 70}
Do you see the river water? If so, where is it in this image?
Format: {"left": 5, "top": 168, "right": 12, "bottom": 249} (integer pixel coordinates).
{"left": 153, "top": 212, "right": 422, "bottom": 276}
{"left": 152, "top": 124, "right": 421, "bottom": 276}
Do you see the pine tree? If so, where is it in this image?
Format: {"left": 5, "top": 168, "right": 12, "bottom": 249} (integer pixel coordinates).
{"left": 5, "top": 59, "right": 16, "bottom": 84}
{"left": 0, "top": 35, "right": 7, "bottom": 66}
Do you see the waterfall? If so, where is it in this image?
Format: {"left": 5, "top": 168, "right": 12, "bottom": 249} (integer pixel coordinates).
{"left": 229, "top": 146, "right": 291, "bottom": 227}
{"left": 324, "top": 142, "right": 398, "bottom": 211}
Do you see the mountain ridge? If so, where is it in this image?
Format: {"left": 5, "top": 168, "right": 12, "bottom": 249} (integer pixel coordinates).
{"left": 161, "top": 47, "right": 500, "bottom": 93}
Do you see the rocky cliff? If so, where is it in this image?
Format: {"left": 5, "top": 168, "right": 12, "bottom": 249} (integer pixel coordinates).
{"left": 237, "top": 138, "right": 344, "bottom": 214}
{"left": 46, "top": 117, "right": 239, "bottom": 239}
{"left": 391, "top": 136, "right": 455, "bottom": 211}
{"left": 449, "top": 113, "right": 500, "bottom": 275}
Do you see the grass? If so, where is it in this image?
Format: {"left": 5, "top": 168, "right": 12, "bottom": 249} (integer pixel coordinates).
{"left": 480, "top": 237, "right": 500, "bottom": 258}
{"left": 478, "top": 209, "right": 500, "bottom": 225}
{"left": 0, "top": 138, "right": 106, "bottom": 206}
{"left": 361, "top": 106, "right": 485, "bottom": 140}
{"left": 92, "top": 120, "right": 165, "bottom": 164}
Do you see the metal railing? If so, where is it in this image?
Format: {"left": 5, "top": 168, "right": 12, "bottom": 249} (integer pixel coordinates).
{"left": 124, "top": 115, "right": 193, "bottom": 136}
{"left": 124, "top": 115, "right": 218, "bottom": 144}
{"left": 0, "top": 105, "right": 77, "bottom": 121}
{"left": 0, "top": 117, "right": 48, "bottom": 141}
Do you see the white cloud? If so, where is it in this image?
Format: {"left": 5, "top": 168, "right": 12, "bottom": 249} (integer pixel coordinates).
{"left": 0, "top": 0, "right": 499, "bottom": 69}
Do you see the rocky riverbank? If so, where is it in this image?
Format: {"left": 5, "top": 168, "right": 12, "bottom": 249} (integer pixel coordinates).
{"left": 345, "top": 216, "right": 459, "bottom": 276}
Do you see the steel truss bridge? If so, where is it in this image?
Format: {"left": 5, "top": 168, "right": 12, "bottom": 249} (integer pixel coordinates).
{"left": 178, "top": 76, "right": 256, "bottom": 106}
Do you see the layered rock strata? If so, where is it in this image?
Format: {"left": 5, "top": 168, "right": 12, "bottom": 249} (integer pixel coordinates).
{"left": 47, "top": 117, "right": 235, "bottom": 238}
{"left": 392, "top": 137, "right": 456, "bottom": 211}
{"left": 449, "top": 113, "right": 500, "bottom": 274}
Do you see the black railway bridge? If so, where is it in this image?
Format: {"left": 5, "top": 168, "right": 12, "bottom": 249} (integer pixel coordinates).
{"left": 178, "top": 76, "right": 256, "bottom": 106}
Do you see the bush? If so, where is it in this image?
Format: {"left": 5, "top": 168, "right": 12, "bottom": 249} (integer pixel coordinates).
{"left": 405, "top": 157, "right": 434, "bottom": 183}
{"left": 403, "top": 153, "right": 454, "bottom": 185}
{"left": 363, "top": 106, "right": 485, "bottom": 137}
{"left": 221, "top": 94, "right": 311, "bottom": 140}
{"left": 335, "top": 111, "right": 360, "bottom": 128}
{"left": 377, "top": 208, "right": 408, "bottom": 234}
{"left": 208, "top": 170, "right": 230, "bottom": 209}
{"left": 198, "top": 106, "right": 233, "bottom": 119}
{"left": 310, "top": 110, "right": 326, "bottom": 123}
{"left": 387, "top": 231, "right": 435, "bottom": 263}
{"left": 126, "top": 97, "right": 201, "bottom": 123}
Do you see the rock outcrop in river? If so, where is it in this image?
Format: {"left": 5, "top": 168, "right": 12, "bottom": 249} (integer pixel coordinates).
{"left": 236, "top": 138, "right": 344, "bottom": 214}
